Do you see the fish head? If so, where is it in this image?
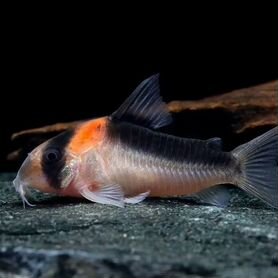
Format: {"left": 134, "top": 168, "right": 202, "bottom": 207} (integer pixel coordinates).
{"left": 13, "top": 130, "right": 79, "bottom": 206}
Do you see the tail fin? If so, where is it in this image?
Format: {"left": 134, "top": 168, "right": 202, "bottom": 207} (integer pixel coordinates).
{"left": 232, "top": 126, "right": 278, "bottom": 208}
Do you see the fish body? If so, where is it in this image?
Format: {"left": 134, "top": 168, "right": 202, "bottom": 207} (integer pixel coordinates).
{"left": 13, "top": 74, "right": 278, "bottom": 208}
{"left": 100, "top": 119, "right": 236, "bottom": 197}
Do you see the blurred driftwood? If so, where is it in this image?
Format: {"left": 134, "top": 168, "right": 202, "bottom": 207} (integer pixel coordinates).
{"left": 8, "top": 80, "right": 278, "bottom": 162}
{"left": 11, "top": 121, "right": 82, "bottom": 141}
{"left": 168, "top": 80, "right": 277, "bottom": 133}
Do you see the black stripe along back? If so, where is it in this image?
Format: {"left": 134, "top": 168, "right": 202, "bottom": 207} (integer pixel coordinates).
{"left": 107, "top": 120, "right": 233, "bottom": 168}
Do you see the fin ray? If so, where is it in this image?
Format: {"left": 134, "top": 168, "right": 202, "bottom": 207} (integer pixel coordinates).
{"left": 232, "top": 126, "right": 278, "bottom": 208}
{"left": 124, "top": 191, "right": 150, "bottom": 204}
{"left": 194, "top": 185, "right": 231, "bottom": 207}
{"left": 111, "top": 74, "right": 172, "bottom": 129}
{"left": 80, "top": 184, "right": 124, "bottom": 207}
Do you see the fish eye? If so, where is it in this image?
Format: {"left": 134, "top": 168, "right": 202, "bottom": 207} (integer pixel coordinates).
{"left": 44, "top": 148, "right": 62, "bottom": 163}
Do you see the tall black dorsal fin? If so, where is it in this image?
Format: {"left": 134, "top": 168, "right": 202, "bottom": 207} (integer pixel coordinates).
{"left": 111, "top": 74, "right": 172, "bottom": 129}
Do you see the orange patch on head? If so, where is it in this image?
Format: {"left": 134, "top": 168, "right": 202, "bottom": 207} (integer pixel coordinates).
{"left": 68, "top": 117, "right": 108, "bottom": 154}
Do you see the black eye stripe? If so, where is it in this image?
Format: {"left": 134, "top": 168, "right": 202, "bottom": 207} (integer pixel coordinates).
{"left": 43, "top": 148, "right": 62, "bottom": 164}
{"left": 41, "top": 129, "right": 74, "bottom": 189}
{"left": 47, "top": 151, "right": 58, "bottom": 161}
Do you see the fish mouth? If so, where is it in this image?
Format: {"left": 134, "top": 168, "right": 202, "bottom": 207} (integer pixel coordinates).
{"left": 13, "top": 176, "right": 35, "bottom": 208}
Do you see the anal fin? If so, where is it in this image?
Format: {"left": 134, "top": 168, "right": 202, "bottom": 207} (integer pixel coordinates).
{"left": 194, "top": 185, "right": 231, "bottom": 208}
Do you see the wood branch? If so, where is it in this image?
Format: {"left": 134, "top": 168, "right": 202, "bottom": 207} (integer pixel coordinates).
{"left": 7, "top": 80, "right": 278, "bottom": 162}
{"left": 11, "top": 121, "right": 82, "bottom": 141}
{"left": 168, "top": 80, "right": 277, "bottom": 133}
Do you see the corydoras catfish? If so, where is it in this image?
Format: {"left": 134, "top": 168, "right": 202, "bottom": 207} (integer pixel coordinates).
{"left": 13, "top": 74, "right": 278, "bottom": 208}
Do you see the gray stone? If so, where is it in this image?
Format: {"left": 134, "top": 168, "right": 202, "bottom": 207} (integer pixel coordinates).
{"left": 0, "top": 173, "right": 277, "bottom": 278}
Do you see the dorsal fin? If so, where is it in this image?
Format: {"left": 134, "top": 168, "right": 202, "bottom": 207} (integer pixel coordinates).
{"left": 111, "top": 74, "right": 172, "bottom": 129}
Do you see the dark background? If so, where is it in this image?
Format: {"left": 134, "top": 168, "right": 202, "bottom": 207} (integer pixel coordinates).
{"left": 1, "top": 3, "right": 277, "bottom": 171}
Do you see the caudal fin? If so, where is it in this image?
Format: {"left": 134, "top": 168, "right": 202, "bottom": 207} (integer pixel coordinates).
{"left": 232, "top": 126, "right": 278, "bottom": 208}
